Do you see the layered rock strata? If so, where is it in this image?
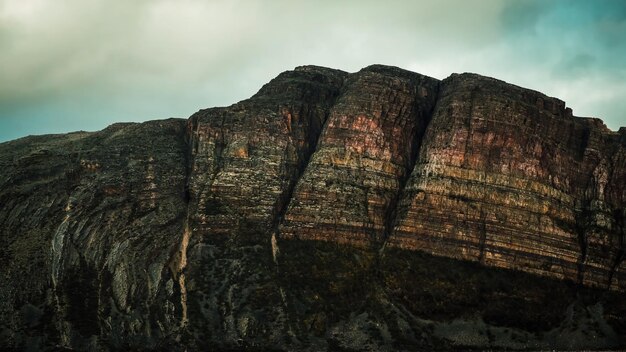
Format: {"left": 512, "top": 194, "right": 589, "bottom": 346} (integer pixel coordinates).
{"left": 280, "top": 65, "right": 439, "bottom": 246}
{"left": 389, "top": 74, "right": 626, "bottom": 291}
{"left": 0, "top": 65, "right": 625, "bottom": 350}
{"left": 181, "top": 66, "right": 347, "bottom": 348}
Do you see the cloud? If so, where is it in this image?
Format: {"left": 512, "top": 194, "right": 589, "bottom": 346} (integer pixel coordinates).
{"left": 493, "top": 0, "right": 626, "bottom": 126}
{"left": 0, "top": 0, "right": 623, "bottom": 142}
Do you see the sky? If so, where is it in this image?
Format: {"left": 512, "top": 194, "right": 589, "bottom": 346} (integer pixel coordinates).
{"left": 0, "top": 0, "right": 625, "bottom": 142}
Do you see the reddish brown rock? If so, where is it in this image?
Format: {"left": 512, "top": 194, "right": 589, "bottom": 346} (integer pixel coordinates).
{"left": 279, "top": 65, "right": 439, "bottom": 246}
{"left": 387, "top": 73, "right": 626, "bottom": 290}
{"left": 182, "top": 66, "right": 347, "bottom": 348}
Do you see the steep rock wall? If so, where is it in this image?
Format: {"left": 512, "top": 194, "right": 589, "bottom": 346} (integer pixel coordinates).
{"left": 388, "top": 73, "right": 626, "bottom": 290}
{"left": 0, "top": 65, "right": 625, "bottom": 350}
{"left": 280, "top": 65, "right": 439, "bottom": 245}
{"left": 182, "top": 65, "right": 346, "bottom": 348}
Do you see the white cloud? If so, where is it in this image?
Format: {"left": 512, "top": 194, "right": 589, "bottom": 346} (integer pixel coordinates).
{"left": 0, "top": 0, "right": 623, "bottom": 142}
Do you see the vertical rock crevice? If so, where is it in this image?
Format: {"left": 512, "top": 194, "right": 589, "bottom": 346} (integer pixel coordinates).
{"left": 269, "top": 71, "right": 347, "bottom": 268}
{"left": 381, "top": 81, "right": 441, "bottom": 251}
{"left": 50, "top": 200, "right": 73, "bottom": 346}
{"left": 168, "top": 123, "right": 196, "bottom": 328}
{"left": 270, "top": 109, "right": 339, "bottom": 242}
{"left": 478, "top": 208, "right": 488, "bottom": 264}
{"left": 608, "top": 209, "right": 625, "bottom": 288}
{"left": 211, "top": 122, "right": 226, "bottom": 186}
{"left": 574, "top": 208, "right": 589, "bottom": 285}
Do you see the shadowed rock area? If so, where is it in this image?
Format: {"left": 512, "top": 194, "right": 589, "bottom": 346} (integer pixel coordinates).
{"left": 0, "top": 65, "right": 625, "bottom": 350}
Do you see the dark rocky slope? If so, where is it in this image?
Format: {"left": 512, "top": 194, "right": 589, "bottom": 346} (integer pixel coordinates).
{"left": 0, "top": 65, "right": 625, "bottom": 351}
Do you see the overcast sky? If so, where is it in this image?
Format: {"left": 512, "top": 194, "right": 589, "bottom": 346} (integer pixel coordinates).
{"left": 0, "top": 0, "right": 625, "bottom": 142}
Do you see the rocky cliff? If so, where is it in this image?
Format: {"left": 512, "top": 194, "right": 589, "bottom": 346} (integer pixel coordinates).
{"left": 0, "top": 65, "right": 625, "bottom": 351}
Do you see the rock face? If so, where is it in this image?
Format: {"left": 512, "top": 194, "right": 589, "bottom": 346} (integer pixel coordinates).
{"left": 390, "top": 74, "right": 626, "bottom": 290}
{"left": 0, "top": 65, "right": 625, "bottom": 351}
{"left": 280, "top": 66, "right": 439, "bottom": 246}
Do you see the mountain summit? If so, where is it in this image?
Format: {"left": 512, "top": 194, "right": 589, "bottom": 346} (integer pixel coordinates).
{"left": 1, "top": 65, "right": 625, "bottom": 350}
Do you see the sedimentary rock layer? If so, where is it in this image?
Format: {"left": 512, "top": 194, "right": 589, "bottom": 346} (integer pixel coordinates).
{"left": 280, "top": 65, "right": 439, "bottom": 246}
{"left": 387, "top": 74, "right": 626, "bottom": 290}
{"left": 182, "top": 66, "right": 347, "bottom": 348}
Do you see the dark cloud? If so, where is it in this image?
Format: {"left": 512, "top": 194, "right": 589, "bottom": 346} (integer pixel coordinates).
{"left": 0, "top": 0, "right": 623, "bottom": 142}
{"left": 500, "top": 0, "right": 545, "bottom": 33}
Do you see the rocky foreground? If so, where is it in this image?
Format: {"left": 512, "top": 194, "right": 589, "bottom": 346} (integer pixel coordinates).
{"left": 0, "top": 65, "right": 625, "bottom": 350}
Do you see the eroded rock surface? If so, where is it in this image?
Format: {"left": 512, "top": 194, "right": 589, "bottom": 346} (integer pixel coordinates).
{"left": 389, "top": 74, "right": 626, "bottom": 290}
{"left": 0, "top": 65, "right": 624, "bottom": 350}
{"left": 280, "top": 65, "right": 439, "bottom": 246}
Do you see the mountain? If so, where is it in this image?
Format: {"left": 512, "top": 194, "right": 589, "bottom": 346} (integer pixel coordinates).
{"left": 0, "top": 65, "right": 625, "bottom": 351}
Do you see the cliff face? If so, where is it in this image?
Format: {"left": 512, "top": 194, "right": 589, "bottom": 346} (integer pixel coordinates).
{"left": 390, "top": 73, "right": 626, "bottom": 290}
{"left": 280, "top": 66, "right": 439, "bottom": 245}
{"left": 0, "top": 65, "right": 625, "bottom": 351}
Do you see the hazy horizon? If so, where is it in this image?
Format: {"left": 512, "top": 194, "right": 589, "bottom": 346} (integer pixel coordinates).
{"left": 1, "top": 0, "right": 625, "bottom": 142}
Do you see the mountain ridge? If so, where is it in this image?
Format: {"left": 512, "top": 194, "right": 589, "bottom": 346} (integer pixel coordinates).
{"left": 1, "top": 64, "right": 625, "bottom": 350}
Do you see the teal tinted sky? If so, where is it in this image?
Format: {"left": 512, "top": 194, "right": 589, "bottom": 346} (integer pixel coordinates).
{"left": 0, "top": 0, "right": 624, "bottom": 142}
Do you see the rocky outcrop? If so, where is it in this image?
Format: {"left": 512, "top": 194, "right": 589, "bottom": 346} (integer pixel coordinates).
{"left": 280, "top": 65, "right": 439, "bottom": 246}
{"left": 389, "top": 73, "right": 626, "bottom": 291}
{"left": 0, "top": 120, "right": 190, "bottom": 349}
{"left": 182, "top": 66, "right": 346, "bottom": 349}
{"left": 0, "top": 65, "right": 624, "bottom": 350}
